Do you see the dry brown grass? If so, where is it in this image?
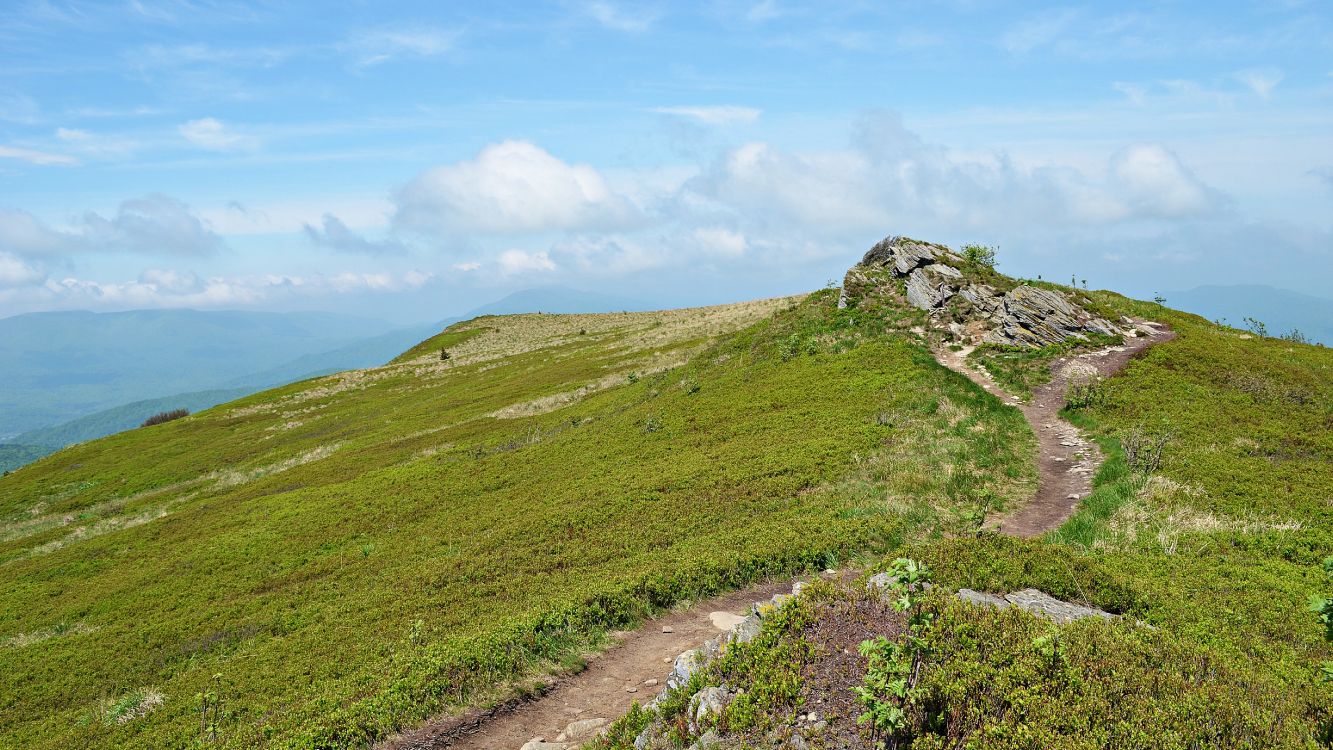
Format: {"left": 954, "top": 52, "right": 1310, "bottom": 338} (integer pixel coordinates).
{"left": 1097, "top": 475, "right": 1301, "bottom": 554}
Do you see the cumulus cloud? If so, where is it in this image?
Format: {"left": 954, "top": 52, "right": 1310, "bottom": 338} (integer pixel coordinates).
{"left": 179, "top": 117, "right": 253, "bottom": 150}
{"left": 0, "top": 252, "right": 45, "bottom": 288}
{"left": 0, "top": 145, "right": 79, "bottom": 166}
{"left": 1108, "top": 144, "right": 1217, "bottom": 219}
{"left": 82, "top": 194, "right": 224, "bottom": 256}
{"left": 0, "top": 208, "right": 81, "bottom": 256}
{"left": 497, "top": 249, "right": 557, "bottom": 275}
{"left": 681, "top": 113, "right": 1224, "bottom": 239}
{"left": 652, "top": 106, "right": 761, "bottom": 126}
{"left": 303, "top": 213, "right": 405, "bottom": 255}
{"left": 2, "top": 195, "right": 222, "bottom": 259}
{"left": 395, "top": 140, "right": 643, "bottom": 235}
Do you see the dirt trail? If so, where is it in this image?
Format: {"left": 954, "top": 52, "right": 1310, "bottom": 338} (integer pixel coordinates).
{"left": 935, "top": 321, "right": 1175, "bottom": 537}
{"left": 379, "top": 321, "right": 1175, "bottom": 750}
{"left": 380, "top": 580, "right": 800, "bottom": 750}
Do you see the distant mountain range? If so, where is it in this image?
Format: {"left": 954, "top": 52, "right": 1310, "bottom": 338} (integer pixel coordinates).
{"left": 0, "top": 287, "right": 650, "bottom": 472}
{"left": 1162, "top": 284, "right": 1332, "bottom": 345}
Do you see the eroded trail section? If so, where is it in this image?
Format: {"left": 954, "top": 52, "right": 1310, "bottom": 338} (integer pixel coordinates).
{"left": 381, "top": 580, "right": 797, "bottom": 750}
{"left": 936, "top": 321, "right": 1175, "bottom": 537}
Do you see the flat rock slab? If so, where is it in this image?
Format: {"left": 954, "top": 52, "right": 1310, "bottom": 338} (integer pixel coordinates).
{"left": 956, "top": 587, "right": 1118, "bottom": 625}
{"left": 709, "top": 611, "right": 746, "bottom": 631}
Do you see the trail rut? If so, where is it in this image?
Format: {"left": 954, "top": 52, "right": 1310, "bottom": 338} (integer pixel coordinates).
{"left": 935, "top": 320, "right": 1175, "bottom": 536}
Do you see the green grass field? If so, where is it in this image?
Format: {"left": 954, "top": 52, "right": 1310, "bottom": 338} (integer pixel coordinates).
{"left": 611, "top": 289, "right": 1333, "bottom": 748}
{"left": 0, "top": 290, "right": 1034, "bottom": 749}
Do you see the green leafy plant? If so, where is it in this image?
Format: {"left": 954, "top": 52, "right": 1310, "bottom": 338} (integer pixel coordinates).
{"left": 856, "top": 558, "right": 934, "bottom": 749}
{"left": 195, "top": 673, "right": 225, "bottom": 744}
{"left": 960, "top": 244, "right": 997, "bottom": 269}
{"left": 1064, "top": 379, "right": 1106, "bottom": 410}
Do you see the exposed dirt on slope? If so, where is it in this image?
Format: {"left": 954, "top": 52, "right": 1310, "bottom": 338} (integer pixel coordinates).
{"left": 935, "top": 321, "right": 1176, "bottom": 537}
{"left": 380, "top": 580, "right": 801, "bottom": 750}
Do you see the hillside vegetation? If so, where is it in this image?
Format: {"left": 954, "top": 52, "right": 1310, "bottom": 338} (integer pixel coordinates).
{"left": 0, "top": 292, "right": 1035, "bottom": 748}
{"left": 603, "top": 287, "right": 1333, "bottom": 748}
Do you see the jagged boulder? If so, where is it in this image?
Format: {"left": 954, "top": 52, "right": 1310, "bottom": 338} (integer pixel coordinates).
{"left": 981, "top": 286, "right": 1124, "bottom": 347}
{"left": 842, "top": 235, "right": 1127, "bottom": 348}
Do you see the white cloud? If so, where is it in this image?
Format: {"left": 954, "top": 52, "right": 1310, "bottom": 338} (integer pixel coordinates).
{"left": 681, "top": 113, "right": 1224, "bottom": 240}
{"left": 1109, "top": 144, "right": 1215, "bottom": 218}
{"left": 581, "top": 1, "right": 660, "bottom": 32}
{"left": 693, "top": 227, "right": 748, "bottom": 257}
{"left": 395, "top": 140, "right": 643, "bottom": 235}
{"left": 178, "top": 117, "right": 253, "bottom": 150}
{"left": 497, "top": 249, "right": 557, "bottom": 275}
{"left": 0, "top": 208, "right": 82, "bottom": 255}
{"left": 0, "top": 145, "right": 79, "bottom": 166}
{"left": 1235, "top": 68, "right": 1283, "bottom": 99}
{"left": 453, "top": 261, "right": 481, "bottom": 272}
{"left": 2, "top": 196, "right": 225, "bottom": 259}
{"left": 303, "top": 213, "right": 405, "bottom": 255}
{"left": 652, "top": 106, "right": 761, "bottom": 125}
{"left": 342, "top": 27, "right": 460, "bottom": 66}
{"left": 14, "top": 268, "right": 434, "bottom": 310}
{"left": 0, "top": 252, "right": 44, "bottom": 288}
{"left": 82, "top": 194, "right": 224, "bottom": 256}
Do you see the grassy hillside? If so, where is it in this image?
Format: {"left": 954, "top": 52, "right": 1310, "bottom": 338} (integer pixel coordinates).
{"left": 609, "top": 289, "right": 1333, "bottom": 748}
{"left": 0, "top": 291, "right": 1034, "bottom": 749}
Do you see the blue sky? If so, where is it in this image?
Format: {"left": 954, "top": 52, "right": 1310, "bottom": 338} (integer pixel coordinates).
{"left": 1, "top": 1, "right": 1330, "bottom": 322}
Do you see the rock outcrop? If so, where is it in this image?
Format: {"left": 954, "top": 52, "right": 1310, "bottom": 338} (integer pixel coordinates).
{"left": 841, "top": 235, "right": 1127, "bottom": 348}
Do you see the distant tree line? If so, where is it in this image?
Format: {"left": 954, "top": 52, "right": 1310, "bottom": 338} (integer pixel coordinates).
{"left": 141, "top": 409, "right": 189, "bottom": 428}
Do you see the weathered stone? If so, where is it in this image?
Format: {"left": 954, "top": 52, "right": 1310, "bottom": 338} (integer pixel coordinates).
{"left": 728, "top": 614, "right": 762, "bottom": 644}
{"left": 689, "top": 686, "right": 732, "bottom": 734}
{"left": 860, "top": 235, "right": 960, "bottom": 274}
{"left": 691, "top": 730, "right": 723, "bottom": 749}
{"left": 791, "top": 581, "right": 806, "bottom": 597}
{"left": 558, "top": 717, "right": 609, "bottom": 743}
{"left": 1002, "top": 588, "right": 1118, "bottom": 624}
{"left": 866, "top": 572, "right": 898, "bottom": 594}
{"left": 905, "top": 264, "right": 963, "bottom": 310}
{"left": 520, "top": 739, "right": 567, "bottom": 750}
{"left": 955, "top": 587, "right": 1116, "bottom": 623}
{"left": 956, "top": 588, "right": 1011, "bottom": 610}
{"left": 666, "top": 649, "right": 703, "bottom": 690}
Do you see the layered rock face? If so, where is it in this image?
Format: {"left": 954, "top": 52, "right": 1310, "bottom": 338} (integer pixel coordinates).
{"left": 841, "top": 235, "right": 1126, "bottom": 347}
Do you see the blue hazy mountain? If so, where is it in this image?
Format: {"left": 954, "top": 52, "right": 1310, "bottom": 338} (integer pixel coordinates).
{"left": 0, "top": 287, "right": 653, "bottom": 470}
{"left": 0, "top": 309, "right": 399, "bottom": 438}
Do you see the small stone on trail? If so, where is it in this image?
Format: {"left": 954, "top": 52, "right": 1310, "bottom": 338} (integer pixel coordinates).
{"left": 661, "top": 656, "right": 672, "bottom": 663}
{"left": 1067, "top": 493, "right": 1081, "bottom": 500}
{"left": 644, "top": 678, "right": 659, "bottom": 686}
{"left": 520, "top": 738, "right": 567, "bottom": 750}
{"left": 661, "top": 625, "right": 673, "bottom": 633}
{"left": 625, "top": 686, "right": 638, "bottom": 693}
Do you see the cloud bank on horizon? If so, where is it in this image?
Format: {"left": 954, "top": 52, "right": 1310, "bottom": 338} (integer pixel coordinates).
{"left": 0, "top": 0, "right": 1330, "bottom": 321}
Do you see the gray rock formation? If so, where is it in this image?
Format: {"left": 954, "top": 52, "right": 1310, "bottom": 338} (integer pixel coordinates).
{"left": 842, "top": 235, "right": 1127, "bottom": 348}
{"left": 955, "top": 587, "right": 1118, "bottom": 624}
